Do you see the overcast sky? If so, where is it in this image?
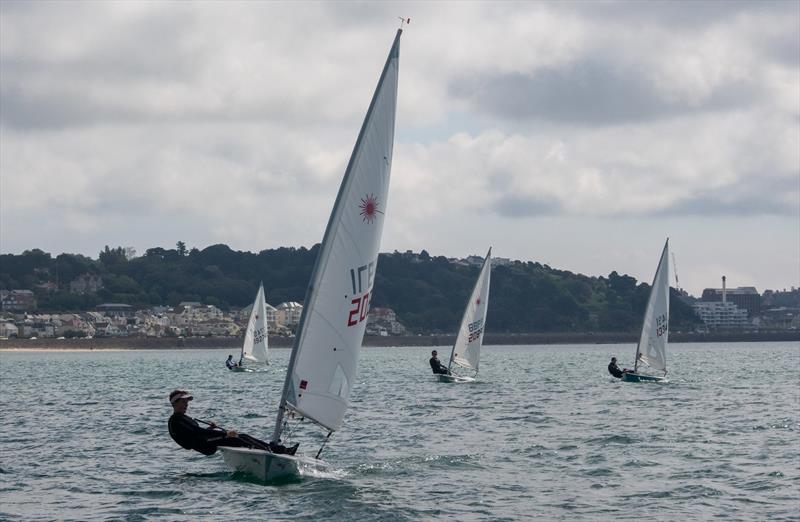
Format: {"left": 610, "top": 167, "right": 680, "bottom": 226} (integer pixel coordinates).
{"left": 1, "top": 1, "right": 798, "bottom": 296}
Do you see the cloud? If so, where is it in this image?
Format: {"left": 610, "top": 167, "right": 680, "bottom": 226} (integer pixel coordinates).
{"left": 0, "top": 1, "right": 797, "bottom": 295}
{"left": 388, "top": 104, "right": 799, "bottom": 222}
{"left": 451, "top": 60, "right": 759, "bottom": 125}
{"left": 557, "top": 0, "right": 797, "bottom": 27}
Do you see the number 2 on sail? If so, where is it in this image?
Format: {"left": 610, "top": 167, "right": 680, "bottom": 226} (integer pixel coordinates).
{"left": 347, "top": 260, "right": 375, "bottom": 326}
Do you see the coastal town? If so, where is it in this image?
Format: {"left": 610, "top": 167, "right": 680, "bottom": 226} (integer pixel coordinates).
{"left": 0, "top": 294, "right": 411, "bottom": 341}
{"left": 1, "top": 269, "right": 797, "bottom": 340}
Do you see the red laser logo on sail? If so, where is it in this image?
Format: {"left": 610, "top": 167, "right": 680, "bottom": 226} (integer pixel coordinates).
{"left": 359, "top": 194, "right": 381, "bottom": 224}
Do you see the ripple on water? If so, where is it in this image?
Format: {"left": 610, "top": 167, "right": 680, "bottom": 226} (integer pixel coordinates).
{"left": 584, "top": 434, "right": 639, "bottom": 445}
{"left": 0, "top": 343, "right": 798, "bottom": 521}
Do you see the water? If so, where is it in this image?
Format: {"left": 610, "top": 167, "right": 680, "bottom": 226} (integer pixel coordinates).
{"left": 1, "top": 342, "right": 798, "bottom": 521}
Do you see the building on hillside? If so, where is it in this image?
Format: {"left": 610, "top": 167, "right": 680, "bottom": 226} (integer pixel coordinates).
{"left": 83, "top": 311, "right": 108, "bottom": 324}
{"left": 18, "top": 318, "right": 55, "bottom": 338}
{"left": 701, "top": 277, "right": 760, "bottom": 317}
{"left": 760, "top": 307, "right": 800, "bottom": 330}
{"left": 275, "top": 302, "right": 303, "bottom": 328}
{"left": 69, "top": 274, "right": 104, "bottom": 294}
{"left": 1, "top": 290, "right": 36, "bottom": 312}
{"left": 237, "top": 302, "right": 278, "bottom": 327}
{"left": 693, "top": 301, "right": 749, "bottom": 330}
{"left": 1, "top": 321, "right": 18, "bottom": 337}
{"left": 94, "top": 321, "right": 126, "bottom": 337}
{"left": 366, "top": 307, "right": 407, "bottom": 336}
{"left": 54, "top": 314, "right": 95, "bottom": 337}
{"left": 35, "top": 281, "right": 58, "bottom": 293}
{"left": 171, "top": 304, "right": 223, "bottom": 326}
{"left": 96, "top": 303, "right": 134, "bottom": 318}
{"left": 188, "top": 320, "right": 240, "bottom": 337}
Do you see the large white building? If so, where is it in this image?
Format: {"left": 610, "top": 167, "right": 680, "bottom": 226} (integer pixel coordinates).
{"left": 693, "top": 301, "right": 749, "bottom": 329}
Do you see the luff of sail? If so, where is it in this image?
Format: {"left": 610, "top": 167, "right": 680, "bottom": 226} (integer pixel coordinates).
{"left": 273, "top": 29, "right": 401, "bottom": 438}
{"left": 635, "top": 239, "right": 669, "bottom": 374}
{"left": 449, "top": 248, "right": 492, "bottom": 373}
{"left": 241, "top": 283, "right": 269, "bottom": 364}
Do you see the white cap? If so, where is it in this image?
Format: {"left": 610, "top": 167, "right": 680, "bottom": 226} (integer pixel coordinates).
{"left": 169, "top": 390, "right": 193, "bottom": 404}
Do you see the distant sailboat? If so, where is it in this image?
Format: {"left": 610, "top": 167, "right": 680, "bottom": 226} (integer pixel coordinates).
{"left": 438, "top": 248, "right": 492, "bottom": 383}
{"left": 220, "top": 27, "right": 402, "bottom": 481}
{"left": 231, "top": 283, "right": 269, "bottom": 371}
{"left": 622, "top": 239, "right": 670, "bottom": 383}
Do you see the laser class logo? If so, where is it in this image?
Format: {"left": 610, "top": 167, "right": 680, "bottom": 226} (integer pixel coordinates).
{"left": 359, "top": 194, "right": 382, "bottom": 224}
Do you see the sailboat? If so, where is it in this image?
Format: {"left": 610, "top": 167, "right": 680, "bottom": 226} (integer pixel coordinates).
{"left": 438, "top": 248, "right": 492, "bottom": 383}
{"left": 219, "top": 27, "right": 402, "bottom": 481}
{"left": 231, "top": 283, "right": 269, "bottom": 371}
{"left": 622, "top": 239, "right": 670, "bottom": 383}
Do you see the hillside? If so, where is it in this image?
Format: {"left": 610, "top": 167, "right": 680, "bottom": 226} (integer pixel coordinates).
{"left": 0, "top": 245, "right": 702, "bottom": 333}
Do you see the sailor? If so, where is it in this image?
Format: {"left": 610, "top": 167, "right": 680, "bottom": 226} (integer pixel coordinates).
{"left": 167, "top": 390, "right": 297, "bottom": 456}
{"left": 429, "top": 350, "right": 450, "bottom": 375}
{"left": 607, "top": 356, "right": 624, "bottom": 378}
{"left": 225, "top": 355, "right": 236, "bottom": 370}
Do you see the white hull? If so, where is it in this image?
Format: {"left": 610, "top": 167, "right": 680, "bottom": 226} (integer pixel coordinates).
{"left": 436, "top": 374, "right": 475, "bottom": 383}
{"left": 219, "top": 447, "right": 327, "bottom": 481}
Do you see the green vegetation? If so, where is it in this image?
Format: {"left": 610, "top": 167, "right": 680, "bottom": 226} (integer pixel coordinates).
{"left": 0, "top": 244, "right": 702, "bottom": 333}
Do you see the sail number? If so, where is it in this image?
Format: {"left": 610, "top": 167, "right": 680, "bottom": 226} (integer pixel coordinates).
{"left": 347, "top": 260, "right": 376, "bottom": 327}
{"left": 655, "top": 314, "right": 668, "bottom": 337}
{"left": 253, "top": 327, "right": 266, "bottom": 344}
{"left": 467, "top": 319, "right": 484, "bottom": 342}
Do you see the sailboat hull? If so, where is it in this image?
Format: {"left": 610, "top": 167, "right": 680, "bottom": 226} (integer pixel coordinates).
{"left": 435, "top": 374, "right": 475, "bottom": 383}
{"left": 621, "top": 372, "right": 667, "bottom": 383}
{"left": 219, "top": 447, "right": 326, "bottom": 481}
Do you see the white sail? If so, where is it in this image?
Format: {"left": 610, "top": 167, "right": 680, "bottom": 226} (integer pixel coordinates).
{"left": 449, "top": 248, "right": 492, "bottom": 374}
{"left": 273, "top": 30, "right": 401, "bottom": 436}
{"left": 635, "top": 239, "right": 670, "bottom": 374}
{"left": 241, "top": 283, "right": 269, "bottom": 364}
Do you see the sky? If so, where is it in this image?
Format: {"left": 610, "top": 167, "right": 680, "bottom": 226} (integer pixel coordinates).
{"left": 1, "top": 1, "right": 798, "bottom": 296}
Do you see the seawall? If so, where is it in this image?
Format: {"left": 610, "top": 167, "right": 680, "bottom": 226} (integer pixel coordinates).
{"left": 1, "top": 331, "right": 797, "bottom": 350}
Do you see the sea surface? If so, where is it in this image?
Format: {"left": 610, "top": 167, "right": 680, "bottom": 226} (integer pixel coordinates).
{"left": 0, "top": 342, "right": 798, "bottom": 521}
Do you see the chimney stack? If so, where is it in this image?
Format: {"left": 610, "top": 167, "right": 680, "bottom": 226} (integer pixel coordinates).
{"left": 722, "top": 276, "right": 727, "bottom": 304}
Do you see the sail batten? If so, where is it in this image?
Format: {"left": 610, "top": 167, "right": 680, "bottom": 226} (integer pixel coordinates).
{"left": 272, "top": 29, "right": 401, "bottom": 441}
{"left": 449, "top": 248, "right": 492, "bottom": 374}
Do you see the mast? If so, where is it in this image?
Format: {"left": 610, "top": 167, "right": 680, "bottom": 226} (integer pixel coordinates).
{"left": 634, "top": 238, "right": 669, "bottom": 373}
{"left": 271, "top": 29, "right": 402, "bottom": 443}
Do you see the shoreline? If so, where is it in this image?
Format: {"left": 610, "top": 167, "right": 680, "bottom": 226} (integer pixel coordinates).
{"left": 0, "top": 331, "right": 797, "bottom": 350}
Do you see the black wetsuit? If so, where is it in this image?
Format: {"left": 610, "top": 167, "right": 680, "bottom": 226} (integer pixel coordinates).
{"left": 430, "top": 357, "right": 449, "bottom": 375}
{"left": 169, "top": 413, "right": 282, "bottom": 455}
{"left": 608, "top": 361, "right": 623, "bottom": 378}
{"left": 168, "top": 413, "right": 297, "bottom": 456}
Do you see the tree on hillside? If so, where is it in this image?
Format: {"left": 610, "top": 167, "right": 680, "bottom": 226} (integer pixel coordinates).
{"left": 99, "top": 246, "right": 127, "bottom": 267}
